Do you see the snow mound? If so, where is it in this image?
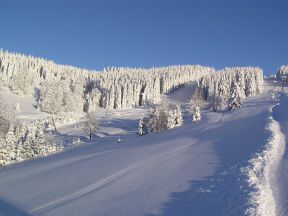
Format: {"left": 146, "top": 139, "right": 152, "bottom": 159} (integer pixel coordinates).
{"left": 243, "top": 103, "right": 286, "bottom": 216}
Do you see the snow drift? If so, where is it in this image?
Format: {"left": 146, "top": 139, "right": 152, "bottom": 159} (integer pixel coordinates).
{"left": 243, "top": 101, "right": 286, "bottom": 216}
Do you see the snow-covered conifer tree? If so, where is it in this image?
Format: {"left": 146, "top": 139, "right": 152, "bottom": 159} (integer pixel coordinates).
{"left": 0, "top": 98, "right": 16, "bottom": 138}
{"left": 228, "top": 81, "right": 243, "bottom": 110}
{"left": 0, "top": 118, "right": 63, "bottom": 167}
{"left": 4, "top": 129, "right": 17, "bottom": 162}
{"left": 0, "top": 148, "right": 8, "bottom": 166}
{"left": 138, "top": 115, "right": 148, "bottom": 136}
{"left": 0, "top": 50, "right": 263, "bottom": 113}
{"left": 277, "top": 65, "right": 288, "bottom": 80}
{"left": 212, "top": 95, "right": 227, "bottom": 112}
{"left": 146, "top": 103, "right": 183, "bottom": 133}
{"left": 187, "top": 87, "right": 206, "bottom": 122}
{"left": 39, "top": 81, "right": 64, "bottom": 114}
{"left": 84, "top": 88, "right": 101, "bottom": 112}
{"left": 198, "top": 67, "right": 263, "bottom": 103}
{"left": 148, "top": 108, "right": 161, "bottom": 133}
{"left": 191, "top": 106, "right": 201, "bottom": 122}
{"left": 167, "top": 107, "right": 176, "bottom": 129}
{"left": 166, "top": 104, "right": 183, "bottom": 129}
{"left": 148, "top": 106, "right": 168, "bottom": 133}
{"left": 174, "top": 104, "right": 183, "bottom": 127}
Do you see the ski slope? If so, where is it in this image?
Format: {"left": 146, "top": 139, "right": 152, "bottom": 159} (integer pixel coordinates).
{"left": 0, "top": 92, "right": 50, "bottom": 123}
{"left": 0, "top": 83, "right": 287, "bottom": 216}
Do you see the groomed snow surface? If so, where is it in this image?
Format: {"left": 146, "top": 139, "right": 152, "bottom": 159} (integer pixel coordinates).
{"left": 0, "top": 83, "right": 287, "bottom": 216}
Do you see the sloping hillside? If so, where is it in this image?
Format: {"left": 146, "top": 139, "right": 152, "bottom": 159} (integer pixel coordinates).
{"left": 1, "top": 83, "right": 286, "bottom": 216}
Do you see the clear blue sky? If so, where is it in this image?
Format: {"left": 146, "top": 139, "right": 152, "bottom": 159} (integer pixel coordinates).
{"left": 0, "top": 0, "right": 287, "bottom": 74}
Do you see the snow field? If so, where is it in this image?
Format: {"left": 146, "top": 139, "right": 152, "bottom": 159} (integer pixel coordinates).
{"left": 1, "top": 82, "right": 287, "bottom": 216}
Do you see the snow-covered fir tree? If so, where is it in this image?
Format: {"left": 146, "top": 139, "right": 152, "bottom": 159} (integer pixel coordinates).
{"left": 0, "top": 99, "right": 13, "bottom": 135}
{"left": 4, "top": 129, "right": 18, "bottom": 161}
{"left": 148, "top": 108, "right": 166, "bottom": 133}
{"left": 191, "top": 106, "right": 201, "bottom": 122}
{"left": 137, "top": 115, "right": 149, "bottom": 136}
{"left": 138, "top": 117, "right": 145, "bottom": 136}
{"left": 276, "top": 65, "right": 288, "bottom": 80}
{"left": 188, "top": 87, "right": 207, "bottom": 110}
{"left": 166, "top": 103, "right": 183, "bottom": 128}
{"left": 198, "top": 67, "right": 263, "bottom": 102}
{"left": 145, "top": 103, "right": 183, "bottom": 133}
{"left": 228, "top": 81, "right": 243, "bottom": 110}
{"left": 212, "top": 95, "right": 226, "bottom": 112}
{"left": 0, "top": 50, "right": 215, "bottom": 113}
{"left": 0, "top": 118, "right": 63, "bottom": 167}
{"left": 0, "top": 50, "right": 263, "bottom": 119}
{"left": 174, "top": 104, "right": 183, "bottom": 126}
{"left": 187, "top": 87, "right": 206, "bottom": 122}
{"left": 84, "top": 88, "right": 101, "bottom": 112}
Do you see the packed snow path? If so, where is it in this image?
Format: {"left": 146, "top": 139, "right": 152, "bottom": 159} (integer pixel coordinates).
{"left": 0, "top": 90, "right": 285, "bottom": 216}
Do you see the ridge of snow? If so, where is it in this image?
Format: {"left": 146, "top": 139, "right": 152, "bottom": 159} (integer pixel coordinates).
{"left": 243, "top": 97, "right": 286, "bottom": 216}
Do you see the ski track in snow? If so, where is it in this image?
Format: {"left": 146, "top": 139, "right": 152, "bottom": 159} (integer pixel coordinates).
{"left": 2, "top": 148, "right": 123, "bottom": 180}
{"left": 30, "top": 143, "right": 194, "bottom": 215}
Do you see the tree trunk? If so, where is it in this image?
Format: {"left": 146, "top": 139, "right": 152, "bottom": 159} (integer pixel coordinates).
{"left": 52, "top": 117, "right": 57, "bottom": 132}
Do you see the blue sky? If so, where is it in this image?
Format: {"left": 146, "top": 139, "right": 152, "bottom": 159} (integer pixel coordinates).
{"left": 0, "top": 0, "right": 287, "bottom": 74}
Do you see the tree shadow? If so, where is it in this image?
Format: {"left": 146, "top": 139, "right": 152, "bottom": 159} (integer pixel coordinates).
{"left": 0, "top": 198, "right": 30, "bottom": 216}
{"left": 146, "top": 104, "right": 271, "bottom": 216}
{"left": 147, "top": 166, "right": 253, "bottom": 216}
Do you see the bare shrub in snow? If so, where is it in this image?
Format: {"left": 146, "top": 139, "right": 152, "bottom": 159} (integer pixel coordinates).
{"left": 84, "top": 112, "right": 98, "bottom": 139}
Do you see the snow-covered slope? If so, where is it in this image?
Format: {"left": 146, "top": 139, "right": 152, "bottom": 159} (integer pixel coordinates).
{"left": 1, "top": 83, "right": 287, "bottom": 216}
{"left": 0, "top": 92, "right": 50, "bottom": 123}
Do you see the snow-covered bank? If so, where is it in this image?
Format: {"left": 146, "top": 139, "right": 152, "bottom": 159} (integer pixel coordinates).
{"left": 244, "top": 117, "right": 285, "bottom": 215}
{"left": 244, "top": 94, "right": 286, "bottom": 216}
{"left": 271, "top": 93, "right": 288, "bottom": 216}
